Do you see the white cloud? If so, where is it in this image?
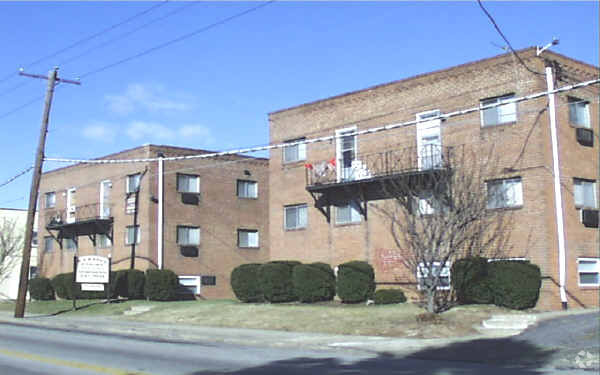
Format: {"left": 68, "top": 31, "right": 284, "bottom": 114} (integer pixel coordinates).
{"left": 125, "top": 122, "right": 216, "bottom": 147}
{"left": 126, "top": 121, "right": 176, "bottom": 141}
{"left": 105, "top": 83, "right": 189, "bottom": 115}
{"left": 81, "top": 123, "right": 117, "bottom": 143}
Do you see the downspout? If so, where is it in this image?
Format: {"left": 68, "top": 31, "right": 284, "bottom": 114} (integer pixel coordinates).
{"left": 545, "top": 62, "right": 568, "bottom": 309}
{"left": 157, "top": 153, "right": 164, "bottom": 270}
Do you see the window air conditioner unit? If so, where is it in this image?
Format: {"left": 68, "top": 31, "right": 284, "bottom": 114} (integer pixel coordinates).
{"left": 581, "top": 209, "right": 599, "bottom": 228}
{"left": 576, "top": 128, "right": 593, "bottom": 147}
{"left": 68, "top": 206, "right": 76, "bottom": 213}
{"left": 180, "top": 246, "right": 199, "bottom": 257}
{"left": 181, "top": 193, "right": 199, "bottom": 205}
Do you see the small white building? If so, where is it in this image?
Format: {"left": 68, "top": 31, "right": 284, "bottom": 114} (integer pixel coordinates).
{"left": 0, "top": 208, "right": 38, "bottom": 300}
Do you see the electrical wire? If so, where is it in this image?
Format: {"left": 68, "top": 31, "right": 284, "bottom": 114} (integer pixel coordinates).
{"left": 0, "top": 166, "right": 34, "bottom": 189}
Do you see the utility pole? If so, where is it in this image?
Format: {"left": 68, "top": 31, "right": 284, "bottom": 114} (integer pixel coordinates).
{"left": 14, "top": 67, "right": 80, "bottom": 318}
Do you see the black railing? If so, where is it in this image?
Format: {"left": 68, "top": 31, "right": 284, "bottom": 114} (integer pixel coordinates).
{"left": 45, "top": 203, "right": 114, "bottom": 227}
{"left": 306, "top": 145, "right": 452, "bottom": 186}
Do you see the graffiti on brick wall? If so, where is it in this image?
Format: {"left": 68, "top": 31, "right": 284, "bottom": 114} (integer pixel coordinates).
{"left": 375, "top": 248, "right": 407, "bottom": 272}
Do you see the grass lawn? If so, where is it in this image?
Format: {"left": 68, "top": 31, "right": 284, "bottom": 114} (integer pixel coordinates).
{"left": 1, "top": 299, "right": 522, "bottom": 338}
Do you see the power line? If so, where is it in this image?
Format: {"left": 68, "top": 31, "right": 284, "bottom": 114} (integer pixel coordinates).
{"left": 476, "top": 0, "right": 544, "bottom": 76}
{"left": 44, "top": 78, "right": 600, "bottom": 165}
{"left": 0, "top": 94, "right": 45, "bottom": 121}
{"left": 0, "top": 166, "right": 34, "bottom": 189}
{"left": 79, "top": 1, "right": 276, "bottom": 79}
{"left": 0, "top": 1, "right": 169, "bottom": 86}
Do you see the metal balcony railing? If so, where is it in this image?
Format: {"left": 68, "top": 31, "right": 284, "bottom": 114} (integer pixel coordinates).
{"left": 306, "top": 145, "right": 452, "bottom": 186}
{"left": 45, "top": 203, "right": 114, "bottom": 227}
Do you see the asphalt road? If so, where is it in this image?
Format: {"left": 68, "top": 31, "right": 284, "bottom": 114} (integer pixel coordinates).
{"left": 0, "top": 321, "right": 596, "bottom": 375}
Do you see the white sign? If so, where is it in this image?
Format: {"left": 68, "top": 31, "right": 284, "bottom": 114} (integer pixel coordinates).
{"left": 81, "top": 283, "right": 105, "bottom": 292}
{"left": 76, "top": 255, "right": 110, "bottom": 284}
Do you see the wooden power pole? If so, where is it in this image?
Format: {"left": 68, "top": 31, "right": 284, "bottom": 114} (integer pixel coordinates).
{"left": 14, "top": 67, "right": 80, "bottom": 318}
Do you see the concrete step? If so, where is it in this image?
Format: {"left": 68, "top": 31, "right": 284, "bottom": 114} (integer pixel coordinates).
{"left": 479, "top": 314, "right": 537, "bottom": 335}
{"left": 123, "top": 305, "right": 154, "bottom": 316}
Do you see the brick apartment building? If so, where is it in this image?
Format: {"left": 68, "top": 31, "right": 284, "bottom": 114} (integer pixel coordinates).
{"left": 38, "top": 144, "right": 269, "bottom": 298}
{"left": 269, "top": 48, "right": 599, "bottom": 310}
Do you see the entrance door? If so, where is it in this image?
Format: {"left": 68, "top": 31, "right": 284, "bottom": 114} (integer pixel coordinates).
{"left": 66, "top": 188, "right": 76, "bottom": 223}
{"left": 336, "top": 126, "right": 357, "bottom": 181}
{"left": 100, "top": 180, "right": 112, "bottom": 218}
{"left": 416, "top": 110, "right": 442, "bottom": 170}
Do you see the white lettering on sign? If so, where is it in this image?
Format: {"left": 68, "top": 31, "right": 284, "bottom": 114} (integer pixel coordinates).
{"left": 76, "top": 256, "right": 110, "bottom": 284}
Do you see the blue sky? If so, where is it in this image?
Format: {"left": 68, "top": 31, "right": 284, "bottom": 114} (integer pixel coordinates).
{"left": 0, "top": 1, "right": 598, "bottom": 209}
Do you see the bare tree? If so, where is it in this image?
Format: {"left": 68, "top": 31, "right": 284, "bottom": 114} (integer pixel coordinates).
{"left": 0, "top": 217, "right": 24, "bottom": 285}
{"left": 375, "top": 145, "right": 513, "bottom": 313}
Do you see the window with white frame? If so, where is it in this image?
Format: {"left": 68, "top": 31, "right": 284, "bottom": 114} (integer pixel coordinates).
{"left": 481, "top": 94, "right": 517, "bottom": 126}
{"left": 64, "top": 238, "right": 77, "bottom": 251}
{"left": 45, "top": 192, "right": 56, "bottom": 208}
{"left": 177, "top": 174, "right": 200, "bottom": 193}
{"left": 417, "top": 262, "right": 451, "bottom": 290}
{"left": 238, "top": 229, "right": 259, "bottom": 248}
{"left": 178, "top": 276, "right": 201, "bottom": 294}
{"left": 569, "top": 97, "right": 590, "bottom": 128}
{"left": 177, "top": 226, "right": 200, "bottom": 246}
{"left": 126, "top": 173, "right": 141, "bottom": 193}
{"left": 97, "top": 234, "right": 112, "bottom": 249}
{"left": 577, "top": 258, "right": 599, "bottom": 286}
{"left": 487, "top": 177, "right": 523, "bottom": 209}
{"left": 335, "top": 202, "right": 362, "bottom": 224}
{"left": 283, "top": 138, "right": 306, "bottom": 163}
{"left": 125, "top": 225, "right": 140, "bottom": 245}
{"left": 44, "top": 236, "right": 54, "bottom": 253}
{"left": 574, "top": 178, "right": 597, "bottom": 208}
{"left": 32, "top": 231, "right": 38, "bottom": 247}
{"left": 284, "top": 204, "right": 307, "bottom": 230}
{"left": 237, "top": 180, "right": 257, "bottom": 198}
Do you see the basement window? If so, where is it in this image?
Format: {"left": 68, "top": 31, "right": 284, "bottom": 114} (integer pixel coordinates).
{"left": 578, "top": 258, "right": 600, "bottom": 287}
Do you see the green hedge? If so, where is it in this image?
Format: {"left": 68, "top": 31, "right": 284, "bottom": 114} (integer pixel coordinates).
{"left": 51, "top": 272, "right": 106, "bottom": 300}
{"left": 292, "top": 263, "right": 335, "bottom": 303}
{"left": 230, "top": 263, "right": 264, "bottom": 303}
{"left": 112, "top": 269, "right": 145, "bottom": 299}
{"left": 28, "top": 277, "right": 55, "bottom": 300}
{"left": 258, "top": 261, "right": 300, "bottom": 303}
{"left": 145, "top": 269, "right": 179, "bottom": 301}
{"left": 336, "top": 261, "right": 375, "bottom": 303}
{"left": 452, "top": 258, "right": 541, "bottom": 310}
{"left": 373, "top": 289, "right": 406, "bottom": 305}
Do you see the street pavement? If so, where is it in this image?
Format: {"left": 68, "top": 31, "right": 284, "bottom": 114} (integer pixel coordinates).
{"left": 0, "top": 308, "right": 597, "bottom": 374}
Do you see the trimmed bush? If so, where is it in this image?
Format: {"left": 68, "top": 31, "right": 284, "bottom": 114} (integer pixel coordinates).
{"left": 336, "top": 261, "right": 375, "bottom": 303}
{"left": 145, "top": 269, "right": 179, "bottom": 301}
{"left": 292, "top": 263, "right": 335, "bottom": 303}
{"left": 231, "top": 263, "right": 264, "bottom": 303}
{"left": 373, "top": 289, "right": 406, "bottom": 305}
{"left": 52, "top": 273, "right": 74, "bottom": 299}
{"left": 28, "top": 277, "right": 55, "bottom": 300}
{"left": 488, "top": 261, "right": 541, "bottom": 310}
{"left": 258, "top": 261, "right": 300, "bottom": 303}
{"left": 451, "top": 257, "right": 492, "bottom": 304}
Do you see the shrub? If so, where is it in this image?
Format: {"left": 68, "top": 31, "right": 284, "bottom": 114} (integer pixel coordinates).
{"left": 373, "top": 289, "right": 406, "bottom": 305}
{"left": 336, "top": 261, "right": 375, "bottom": 303}
{"left": 451, "top": 257, "right": 492, "bottom": 304}
{"left": 230, "top": 263, "right": 264, "bottom": 303}
{"left": 488, "top": 261, "right": 541, "bottom": 310}
{"left": 145, "top": 269, "right": 179, "bottom": 301}
{"left": 258, "top": 261, "right": 300, "bottom": 303}
{"left": 52, "top": 273, "right": 74, "bottom": 299}
{"left": 121, "top": 269, "right": 145, "bottom": 299}
{"left": 110, "top": 270, "right": 128, "bottom": 298}
{"left": 292, "top": 263, "right": 335, "bottom": 303}
{"left": 28, "top": 277, "right": 55, "bottom": 300}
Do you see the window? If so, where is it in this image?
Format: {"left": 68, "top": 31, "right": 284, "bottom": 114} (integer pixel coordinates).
{"left": 487, "top": 177, "right": 523, "bottom": 209}
{"left": 417, "top": 262, "right": 451, "bottom": 290}
{"left": 238, "top": 229, "right": 259, "bottom": 248}
{"left": 126, "top": 173, "right": 141, "bottom": 193}
{"left": 31, "top": 231, "right": 38, "bottom": 247}
{"left": 44, "top": 236, "right": 54, "bottom": 253}
{"left": 177, "top": 174, "right": 200, "bottom": 193}
{"left": 335, "top": 202, "right": 362, "bottom": 224}
{"left": 237, "top": 180, "right": 257, "bottom": 198}
{"left": 412, "top": 191, "right": 447, "bottom": 216}
{"left": 481, "top": 94, "right": 517, "bottom": 126}
{"left": 97, "top": 234, "right": 112, "bottom": 249}
{"left": 577, "top": 258, "right": 600, "bottom": 287}
{"left": 45, "top": 192, "right": 56, "bottom": 208}
{"left": 29, "top": 266, "right": 39, "bottom": 279}
{"left": 177, "top": 226, "right": 200, "bottom": 246}
{"left": 201, "top": 275, "right": 216, "bottom": 286}
{"left": 178, "top": 276, "right": 200, "bottom": 294}
{"left": 125, "top": 225, "right": 140, "bottom": 245}
{"left": 283, "top": 138, "right": 306, "bottom": 163}
{"left": 574, "top": 179, "right": 597, "bottom": 208}
{"left": 64, "top": 238, "right": 77, "bottom": 251}
{"left": 569, "top": 97, "right": 590, "bottom": 128}
{"left": 284, "top": 204, "right": 307, "bottom": 230}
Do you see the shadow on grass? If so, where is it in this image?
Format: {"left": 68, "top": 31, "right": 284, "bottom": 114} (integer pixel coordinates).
{"left": 25, "top": 299, "right": 123, "bottom": 318}
{"left": 187, "top": 337, "right": 557, "bottom": 375}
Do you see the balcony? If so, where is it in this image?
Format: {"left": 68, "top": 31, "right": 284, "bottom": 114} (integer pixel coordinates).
{"left": 305, "top": 145, "right": 453, "bottom": 220}
{"left": 45, "top": 203, "right": 113, "bottom": 247}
